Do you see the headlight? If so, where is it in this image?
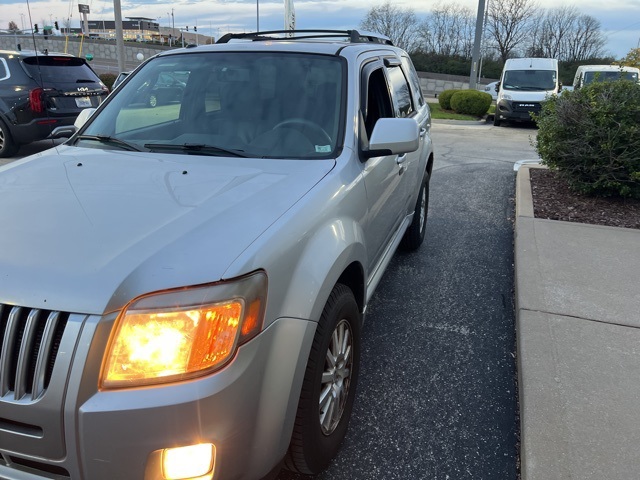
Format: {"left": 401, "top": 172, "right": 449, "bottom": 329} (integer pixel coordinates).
{"left": 500, "top": 93, "right": 512, "bottom": 101}
{"left": 100, "top": 271, "right": 267, "bottom": 389}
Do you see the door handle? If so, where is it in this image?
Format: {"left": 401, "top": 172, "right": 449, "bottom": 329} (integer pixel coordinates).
{"left": 419, "top": 127, "right": 427, "bottom": 138}
{"left": 396, "top": 154, "right": 407, "bottom": 174}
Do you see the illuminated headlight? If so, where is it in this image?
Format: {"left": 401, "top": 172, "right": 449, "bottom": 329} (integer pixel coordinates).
{"left": 100, "top": 271, "right": 267, "bottom": 389}
{"left": 162, "top": 443, "right": 215, "bottom": 479}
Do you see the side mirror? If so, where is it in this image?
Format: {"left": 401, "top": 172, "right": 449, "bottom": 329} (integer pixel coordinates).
{"left": 74, "top": 108, "right": 96, "bottom": 130}
{"left": 364, "top": 118, "right": 419, "bottom": 159}
{"left": 495, "top": 82, "right": 500, "bottom": 92}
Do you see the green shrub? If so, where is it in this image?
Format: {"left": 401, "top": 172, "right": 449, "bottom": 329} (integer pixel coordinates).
{"left": 438, "top": 89, "right": 460, "bottom": 110}
{"left": 534, "top": 80, "right": 640, "bottom": 198}
{"left": 450, "top": 90, "right": 492, "bottom": 116}
{"left": 99, "top": 73, "right": 117, "bottom": 90}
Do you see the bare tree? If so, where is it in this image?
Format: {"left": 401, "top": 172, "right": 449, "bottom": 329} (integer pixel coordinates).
{"left": 564, "top": 14, "right": 606, "bottom": 61}
{"left": 525, "top": 7, "right": 605, "bottom": 61}
{"left": 8, "top": 21, "right": 20, "bottom": 33}
{"left": 360, "top": 1, "right": 420, "bottom": 52}
{"left": 538, "top": 6, "right": 579, "bottom": 59}
{"left": 418, "top": 2, "right": 475, "bottom": 57}
{"left": 486, "top": 0, "right": 539, "bottom": 63}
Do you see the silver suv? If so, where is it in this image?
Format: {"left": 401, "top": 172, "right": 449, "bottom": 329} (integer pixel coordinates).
{"left": 0, "top": 30, "right": 433, "bottom": 480}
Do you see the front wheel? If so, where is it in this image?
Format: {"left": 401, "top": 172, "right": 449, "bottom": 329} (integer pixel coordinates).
{"left": 493, "top": 113, "right": 501, "bottom": 126}
{"left": 400, "top": 171, "right": 430, "bottom": 251}
{"left": 285, "top": 283, "right": 361, "bottom": 475}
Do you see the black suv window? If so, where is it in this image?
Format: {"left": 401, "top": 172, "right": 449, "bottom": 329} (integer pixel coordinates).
{"left": 22, "top": 56, "right": 100, "bottom": 83}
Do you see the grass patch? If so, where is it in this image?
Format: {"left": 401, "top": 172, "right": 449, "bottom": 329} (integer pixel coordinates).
{"left": 429, "top": 101, "right": 491, "bottom": 121}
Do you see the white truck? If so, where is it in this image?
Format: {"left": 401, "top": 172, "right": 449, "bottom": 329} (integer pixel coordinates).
{"left": 494, "top": 57, "right": 559, "bottom": 126}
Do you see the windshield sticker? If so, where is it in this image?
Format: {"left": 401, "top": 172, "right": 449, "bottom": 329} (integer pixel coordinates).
{"left": 315, "top": 145, "right": 331, "bottom": 153}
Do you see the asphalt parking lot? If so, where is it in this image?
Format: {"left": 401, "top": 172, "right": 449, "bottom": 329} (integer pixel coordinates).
{"left": 2, "top": 120, "right": 541, "bottom": 479}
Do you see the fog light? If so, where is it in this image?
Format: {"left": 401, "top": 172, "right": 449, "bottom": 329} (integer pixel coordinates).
{"left": 162, "top": 443, "right": 215, "bottom": 479}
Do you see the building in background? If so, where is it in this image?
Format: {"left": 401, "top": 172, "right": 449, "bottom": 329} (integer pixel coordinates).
{"left": 87, "top": 17, "right": 159, "bottom": 41}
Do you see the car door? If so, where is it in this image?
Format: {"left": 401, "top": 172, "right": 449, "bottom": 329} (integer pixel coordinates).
{"left": 398, "top": 55, "right": 431, "bottom": 208}
{"left": 359, "top": 59, "right": 408, "bottom": 273}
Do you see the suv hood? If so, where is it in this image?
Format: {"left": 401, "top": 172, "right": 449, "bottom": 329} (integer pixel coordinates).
{"left": 0, "top": 146, "right": 334, "bottom": 314}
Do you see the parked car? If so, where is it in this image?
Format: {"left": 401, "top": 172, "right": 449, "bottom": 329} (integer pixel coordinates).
{"left": 0, "top": 49, "right": 109, "bottom": 157}
{"left": 140, "top": 70, "right": 188, "bottom": 107}
{"left": 0, "top": 29, "right": 434, "bottom": 480}
{"left": 113, "top": 70, "right": 130, "bottom": 89}
{"left": 481, "top": 80, "right": 499, "bottom": 100}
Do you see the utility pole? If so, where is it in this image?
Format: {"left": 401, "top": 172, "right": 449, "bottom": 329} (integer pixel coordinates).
{"left": 469, "top": 0, "right": 487, "bottom": 90}
{"left": 113, "top": 0, "right": 126, "bottom": 73}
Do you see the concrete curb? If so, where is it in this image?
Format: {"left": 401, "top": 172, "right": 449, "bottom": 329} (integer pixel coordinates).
{"left": 515, "top": 165, "right": 640, "bottom": 480}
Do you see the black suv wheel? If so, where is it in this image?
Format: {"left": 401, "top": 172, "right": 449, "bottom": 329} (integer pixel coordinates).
{"left": 0, "top": 120, "right": 19, "bottom": 158}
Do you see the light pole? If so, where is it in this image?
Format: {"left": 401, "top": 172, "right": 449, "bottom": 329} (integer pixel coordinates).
{"left": 20, "top": 13, "right": 25, "bottom": 31}
{"left": 256, "top": 0, "right": 259, "bottom": 32}
{"left": 469, "top": 0, "right": 487, "bottom": 90}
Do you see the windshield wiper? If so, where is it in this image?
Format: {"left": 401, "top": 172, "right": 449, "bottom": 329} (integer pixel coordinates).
{"left": 75, "top": 134, "right": 144, "bottom": 151}
{"left": 143, "top": 143, "right": 249, "bottom": 157}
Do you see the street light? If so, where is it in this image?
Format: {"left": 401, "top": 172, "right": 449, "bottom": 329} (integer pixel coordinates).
{"left": 20, "top": 13, "right": 25, "bottom": 31}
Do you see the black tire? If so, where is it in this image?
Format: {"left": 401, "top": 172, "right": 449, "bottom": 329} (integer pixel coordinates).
{"left": 400, "top": 171, "right": 430, "bottom": 251}
{"left": 493, "top": 113, "right": 501, "bottom": 126}
{"left": 285, "top": 283, "right": 361, "bottom": 475}
{"left": 0, "top": 120, "right": 19, "bottom": 158}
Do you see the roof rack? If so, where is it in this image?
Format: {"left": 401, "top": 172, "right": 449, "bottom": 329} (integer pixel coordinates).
{"left": 216, "top": 29, "right": 393, "bottom": 46}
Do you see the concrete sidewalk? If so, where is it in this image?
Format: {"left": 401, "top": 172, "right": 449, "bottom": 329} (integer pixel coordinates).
{"left": 515, "top": 166, "right": 640, "bottom": 480}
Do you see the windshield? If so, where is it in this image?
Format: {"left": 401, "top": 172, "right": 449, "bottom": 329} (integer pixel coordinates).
{"left": 584, "top": 70, "right": 639, "bottom": 84}
{"left": 503, "top": 69, "right": 557, "bottom": 91}
{"left": 80, "top": 52, "right": 345, "bottom": 159}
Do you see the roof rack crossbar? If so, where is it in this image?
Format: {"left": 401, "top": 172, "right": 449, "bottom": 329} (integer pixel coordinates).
{"left": 216, "top": 29, "right": 393, "bottom": 46}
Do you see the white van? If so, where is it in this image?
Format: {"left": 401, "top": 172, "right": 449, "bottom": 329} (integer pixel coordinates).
{"left": 494, "top": 57, "right": 559, "bottom": 126}
{"left": 573, "top": 65, "right": 640, "bottom": 89}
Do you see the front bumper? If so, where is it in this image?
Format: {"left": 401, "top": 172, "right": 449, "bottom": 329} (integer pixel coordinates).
{"left": 495, "top": 99, "right": 542, "bottom": 122}
{"left": 0, "top": 315, "right": 316, "bottom": 480}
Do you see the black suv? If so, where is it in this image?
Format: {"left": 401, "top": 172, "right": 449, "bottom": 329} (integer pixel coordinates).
{"left": 0, "top": 49, "right": 108, "bottom": 157}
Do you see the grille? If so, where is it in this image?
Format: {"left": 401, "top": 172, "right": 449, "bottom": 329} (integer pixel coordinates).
{"left": 0, "top": 304, "right": 69, "bottom": 401}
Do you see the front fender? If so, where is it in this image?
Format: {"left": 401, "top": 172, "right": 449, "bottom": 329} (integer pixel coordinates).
{"left": 283, "top": 216, "right": 367, "bottom": 323}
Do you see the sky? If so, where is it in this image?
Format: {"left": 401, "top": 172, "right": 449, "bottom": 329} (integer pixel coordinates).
{"left": 1, "top": 0, "right": 639, "bottom": 59}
